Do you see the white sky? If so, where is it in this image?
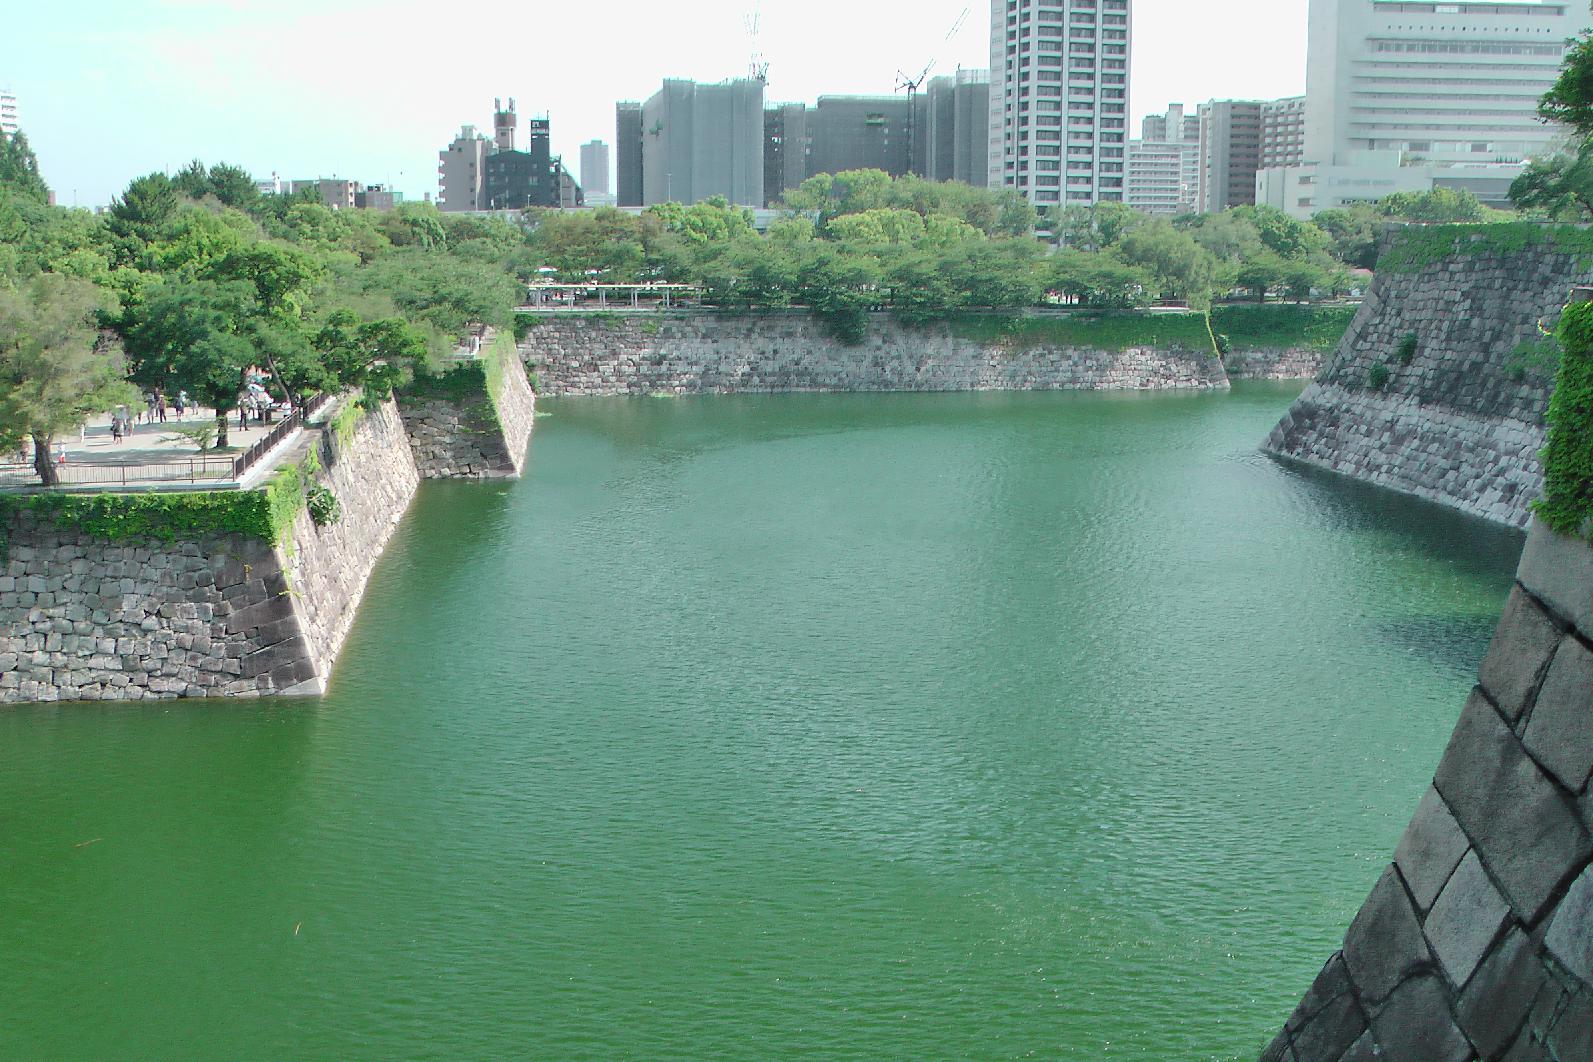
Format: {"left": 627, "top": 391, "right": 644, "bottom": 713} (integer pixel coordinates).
{"left": 10, "top": 0, "right": 1310, "bottom": 207}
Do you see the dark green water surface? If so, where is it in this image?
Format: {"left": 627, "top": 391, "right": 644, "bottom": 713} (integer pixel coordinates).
{"left": 0, "top": 384, "right": 1524, "bottom": 1060}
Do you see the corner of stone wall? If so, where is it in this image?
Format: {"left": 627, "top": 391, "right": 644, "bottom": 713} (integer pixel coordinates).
{"left": 279, "top": 395, "right": 419, "bottom": 687}
{"left": 1261, "top": 247, "right": 1585, "bottom": 529}
{"left": 398, "top": 330, "right": 536, "bottom": 479}
{"left": 1265, "top": 518, "right": 1593, "bottom": 1060}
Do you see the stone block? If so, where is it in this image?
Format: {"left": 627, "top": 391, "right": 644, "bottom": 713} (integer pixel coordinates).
{"left": 1523, "top": 635, "right": 1593, "bottom": 793}
{"left": 1519, "top": 520, "right": 1593, "bottom": 634}
{"left": 1342, "top": 865, "right": 1430, "bottom": 1005}
{"left": 1481, "top": 587, "right": 1563, "bottom": 722}
{"left": 1547, "top": 993, "right": 1593, "bottom": 1061}
{"left": 1434, "top": 690, "right": 1591, "bottom": 922}
{"left": 1545, "top": 864, "right": 1593, "bottom": 985}
{"left": 1368, "top": 974, "right": 1471, "bottom": 1061}
{"left": 1288, "top": 991, "right": 1366, "bottom": 1060}
{"left": 1283, "top": 953, "right": 1356, "bottom": 1036}
{"left": 1423, "top": 849, "right": 1511, "bottom": 989}
{"left": 1457, "top": 927, "right": 1547, "bottom": 1058}
{"left": 1259, "top": 1031, "right": 1295, "bottom": 1062}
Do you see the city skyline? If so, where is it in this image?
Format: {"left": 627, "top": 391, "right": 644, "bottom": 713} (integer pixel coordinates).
{"left": 9, "top": 0, "right": 1312, "bottom": 207}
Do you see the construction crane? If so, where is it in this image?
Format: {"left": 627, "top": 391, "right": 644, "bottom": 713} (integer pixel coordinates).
{"left": 897, "top": 6, "right": 971, "bottom": 176}
{"left": 745, "top": 2, "right": 770, "bottom": 84}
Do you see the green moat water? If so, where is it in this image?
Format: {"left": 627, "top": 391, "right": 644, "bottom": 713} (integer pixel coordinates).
{"left": 0, "top": 384, "right": 1523, "bottom": 1059}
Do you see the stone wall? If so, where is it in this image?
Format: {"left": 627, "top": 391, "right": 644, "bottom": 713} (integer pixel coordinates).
{"left": 0, "top": 397, "right": 420, "bottom": 703}
{"left": 1264, "top": 246, "right": 1584, "bottom": 528}
{"left": 398, "top": 330, "right": 537, "bottom": 479}
{"left": 521, "top": 313, "right": 1246, "bottom": 396}
{"left": 1264, "top": 519, "right": 1593, "bottom": 1059}
{"left": 1227, "top": 346, "right": 1329, "bottom": 381}
{"left": 278, "top": 396, "right": 420, "bottom": 683}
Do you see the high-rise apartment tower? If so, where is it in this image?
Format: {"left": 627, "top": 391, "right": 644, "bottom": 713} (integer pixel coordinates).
{"left": 988, "top": 0, "right": 1132, "bottom": 207}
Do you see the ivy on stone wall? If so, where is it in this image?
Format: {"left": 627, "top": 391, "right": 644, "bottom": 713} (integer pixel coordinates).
{"left": 0, "top": 491, "right": 277, "bottom": 543}
{"left": 1538, "top": 301, "right": 1593, "bottom": 537}
{"left": 1380, "top": 223, "right": 1593, "bottom": 274}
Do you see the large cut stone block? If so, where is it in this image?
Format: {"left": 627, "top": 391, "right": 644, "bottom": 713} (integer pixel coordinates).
{"left": 1368, "top": 975, "right": 1472, "bottom": 1062}
{"left": 1422, "top": 848, "right": 1511, "bottom": 989}
{"left": 1282, "top": 953, "right": 1356, "bottom": 1036}
{"left": 1519, "top": 520, "right": 1593, "bottom": 635}
{"left": 1288, "top": 992, "right": 1366, "bottom": 1060}
{"left": 1342, "top": 865, "right": 1430, "bottom": 1005}
{"left": 1544, "top": 864, "right": 1593, "bottom": 986}
{"left": 1394, "top": 786, "right": 1470, "bottom": 911}
{"left": 1481, "top": 586, "right": 1564, "bottom": 723}
{"left": 1523, "top": 635, "right": 1593, "bottom": 793}
{"left": 1434, "top": 690, "right": 1592, "bottom": 923}
{"left": 1458, "top": 927, "right": 1545, "bottom": 1058}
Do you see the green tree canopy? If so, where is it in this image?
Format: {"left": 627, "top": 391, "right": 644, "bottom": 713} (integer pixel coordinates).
{"left": 0, "top": 274, "right": 135, "bottom": 484}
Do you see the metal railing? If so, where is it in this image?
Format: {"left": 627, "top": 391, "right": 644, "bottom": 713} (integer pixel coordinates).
{"left": 0, "top": 455, "right": 237, "bottom": 488}
{"left": 229, "top": 393, "right": 333, "bottom": 481}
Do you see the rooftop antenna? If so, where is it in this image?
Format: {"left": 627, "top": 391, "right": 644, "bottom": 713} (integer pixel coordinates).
{"left": 745, "top": 2, "right": 770, "bottom": 84}
{"left": 897, "top": 6, "right": 969, "bottom": 176}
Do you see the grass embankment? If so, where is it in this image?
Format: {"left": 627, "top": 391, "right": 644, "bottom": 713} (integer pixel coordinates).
{"left": 948, "top": 305, "right": 1357, "bottom": 353}
{"left": 1379, "top": 223, "right": 1593, "bottom": 274}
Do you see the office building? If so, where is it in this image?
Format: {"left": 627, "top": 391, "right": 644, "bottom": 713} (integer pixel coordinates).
{"left": 440, "top": 100, "right": 579, "bottom": 212}
{"left": 439, "top": 125, "right": 490, "bottom": 212}
{"left": 616, "top": 102, "right": 644, "bottom": 207}
{"left": 1197, "top": 99, "right": 1263, "bottom": 213}
{"left": 1258, "top": 0, "right": 1579, "bottom": 217}
{"left": 0, "top": 91, "right": 17, "bottom": 139}
{"left": 641, "top": 78, "right": 765, "bottom": 207}
{"left": 920, "top": 69, "right": 991, "bottom": 186}
{"left": 355, "top": 185, "right": 397, "bottom": 210}
{"left": 291, "top": 179, "right": 358, "bottom": 210}
{"left": 1127, "top": 102, "right": 1200, "bottom": 215}
{"left": 1261, "top": 96, "right": 1306, "bottom": 169}
{"left": 764, "top": 102, "right": 811, "bottom": 205}
{"left": 1305, "top": 0, "right": 1576, "bottom": 169}
{"left": 1141, "top": 102, "right": 1199, "bottom": 144}
{"left": 581, "top": 140, "right": 611, "bottom": 197}
{"left": 1126, "top": 140, "right": 1196, "bottom": 216}
{"left": 988, "top": 0, "right": 1132, "bottom": 207}
{"left": 809, "top": 96, "right": 913, "bottom": 178}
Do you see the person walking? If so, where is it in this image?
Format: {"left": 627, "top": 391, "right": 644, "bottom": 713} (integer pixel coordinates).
{"left": 110, "top": 413, "right": 123, "bottom": 445}
{"left": 175, "top": 391, "right": 187, "bottom": 419}
{"left": 156, "top": 392, "right": 168, "bottom": 423}
{"left": 145, "top": 392, "right": 157, "bottom": 425}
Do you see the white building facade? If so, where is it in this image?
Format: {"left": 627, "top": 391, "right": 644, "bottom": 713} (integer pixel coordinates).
{"left": 1, "top": 91, "right": 18, "bottom": 139}
{"left": 1261, "top": 0, "right": 1579, "bottom": 217}
{"left": 988, "top": 0, "right": 1132, "bottom": 208}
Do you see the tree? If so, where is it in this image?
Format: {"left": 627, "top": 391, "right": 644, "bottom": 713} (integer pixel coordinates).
{"left": 1510, "top": 143, "right": 1593, "bottom": 220}
{"left": 0, "top": 130, "right": 50, "bottom": 204}
{"left": 1378, "top": 187, "right": 1492, "bottom": 224}
{"left": 1048, "top": 202, "right": 1141, "bottom": 252}
{"left": 207, "top": 164, "right": 260, "bottom": 209}
{"left": 122, "top": 278, "right": 258, "bottom": 447}
{"left": 1312, "top": 205, "right": 1383, "bottom": 271}
{"left": 108, "top": 173, "right": 180, "bottom": 249}
{"left": 1540, "top": 26, "right": 1593, "bottom": 143}
{"left": 0, "top": 274, "right": 136, "bottom": 486}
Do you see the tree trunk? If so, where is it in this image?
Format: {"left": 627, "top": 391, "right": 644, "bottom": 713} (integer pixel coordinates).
{"left": 33, "top": 432, "right": 58, "bottom": 487}
{"left": 215, "top": 411, "right": 229, "bottom": 450}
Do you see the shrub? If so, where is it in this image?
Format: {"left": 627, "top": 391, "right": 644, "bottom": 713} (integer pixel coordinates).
{"left": 1537, "top": 301, "right": 1593, "bottom": 537}
{"left": 1397, "top": 333, "right": 1419, "bottom": 364}
{"left": 1214, "top": 333, "right": 1232, "bottom": 356}
{"left": 1368, "top": 362, "right": 1392, "bottom": 391}
{"left": 306, "top": 486, "right": 342, "bottom": 528}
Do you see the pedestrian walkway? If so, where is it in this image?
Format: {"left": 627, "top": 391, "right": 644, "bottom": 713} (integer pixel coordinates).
{"left": 3, "top": 408, "right": 299, "bottom": 489}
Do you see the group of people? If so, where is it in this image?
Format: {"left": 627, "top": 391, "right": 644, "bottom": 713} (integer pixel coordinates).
{"left": 108, "top": 390, "right": 190, "bottom": 444}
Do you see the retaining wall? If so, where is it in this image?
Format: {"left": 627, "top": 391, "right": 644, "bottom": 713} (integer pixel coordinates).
{"left": 398, "top": 331, "right": 537, "bottom": 479}
{"left": 1264, "top": 244, "right": 1585, "bottom": 528}
{"left": 0, "top": 397, "right": 420, "bottom": 703}
{"left": 520, "top": 313, "right": 1274, "bottom": 396}
{"left": 1264, "top": 520, "right": 1593, "bottom": 1060}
